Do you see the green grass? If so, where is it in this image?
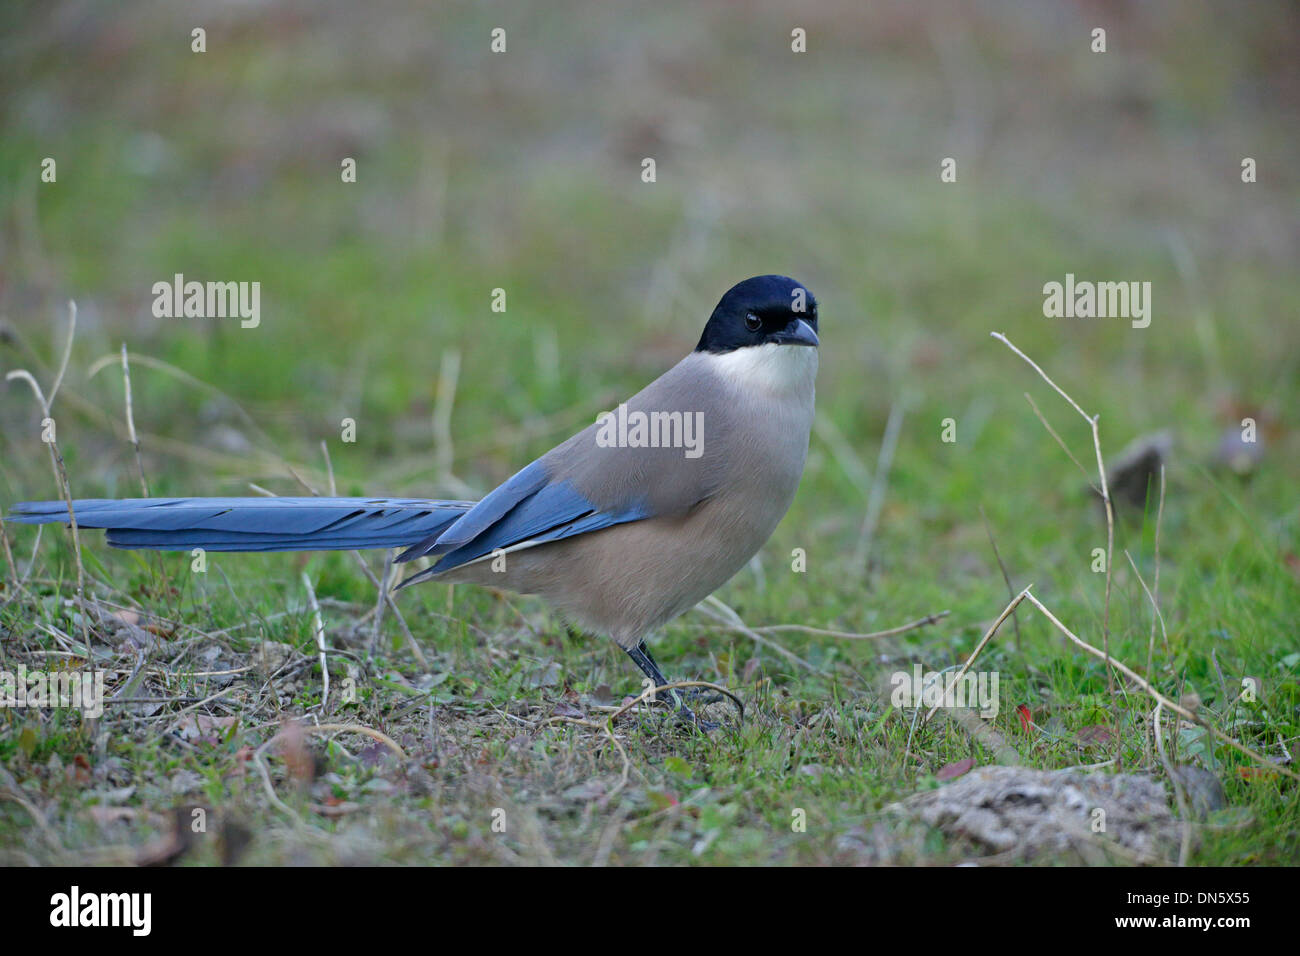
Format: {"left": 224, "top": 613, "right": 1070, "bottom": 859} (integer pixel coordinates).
{"left": 0, "top": 0, "right": 1297, "bottom": 865}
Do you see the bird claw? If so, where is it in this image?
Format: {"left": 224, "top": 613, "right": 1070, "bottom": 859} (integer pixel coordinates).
{"left": 624, "top": 641, "right": 736, "bottom": 733}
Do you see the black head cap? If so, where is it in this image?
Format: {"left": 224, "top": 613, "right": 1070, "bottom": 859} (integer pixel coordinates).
{"left": 695, "top": 275, "right": 819, "bottom": 353}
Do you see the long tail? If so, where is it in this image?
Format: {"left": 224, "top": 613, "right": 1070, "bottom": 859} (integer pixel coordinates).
{"left": 6, "top": 497, "right": 474, "bottom": 553}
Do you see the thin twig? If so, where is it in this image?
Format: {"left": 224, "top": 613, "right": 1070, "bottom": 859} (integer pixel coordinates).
{"left": 1023, "top": 392, "right": 1095, "bottom": 490}
{"left": 0, "top": 512, "right": 24, "bottom": 603}
{"left": 1126, "top": 550, "right": 1169, "bottom": 679}
{"left": 47, "top": 300, "right": 76, "bottom": 407}
{"left": 302, "top": 722, "right": 406, "bottom": 758}
{"left": 432, "top": 349, "right": 475, "bottom": 498}
{"left": 1023, "top": 590, "right": 1300, "bottom": 783}
{"left": 979, "top": 505, "right": 1022, "bottom": 653}
{"left": 696, "top": 596, "right": 818, "bottom": 673}
{"left": 120, "top": 344, "right": 149, "bottom": 497}
{"left": 252, "top": 751, "right": 300, "bottom": 822}
{"left": 369, "top": 549, "right": 394, "bottom": 656}
{"left": 301, "top": 571, "right": 329, "bottom": 710}
{"left": 851, "top": 401, "right": 904, "bottom": 577}
{"left": 922, "top": 585, "right": 1032, "bottom": 725}
{"left": 1153, "top": 700, "right": 1193, "bottom": 867}
{"left": 6, "top": 302, "right": 89, "bottom": 650}
{"left": 992, "top": 332, "right": 1114, "bottom": 691}
{"left": 721, "top": 609, "right": 949, "bottom": 641}
{"left": 1146, "top": 464, "right": 1168, "bottom": 676}
{"left": 285, "top": 459, "right": 429, "bottom": 670}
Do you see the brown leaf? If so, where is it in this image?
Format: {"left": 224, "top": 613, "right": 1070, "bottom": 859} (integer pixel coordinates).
{"left": 1076, "top": 725, "right": 1115, "bottom": 747}
{"left": 937, "top": 758, "right": 975, "bottom": 781}
{"left": 274, "top": 721, "right": 315, "bottom": 787}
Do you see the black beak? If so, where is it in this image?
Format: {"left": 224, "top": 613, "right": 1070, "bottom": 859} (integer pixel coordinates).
{"left": 772, "top": 318, "right": 819, "bottom": 347}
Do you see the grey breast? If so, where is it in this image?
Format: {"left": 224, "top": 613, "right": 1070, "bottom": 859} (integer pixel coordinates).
{"left": 440, "top": 351, "right": 815, "bottom": 647}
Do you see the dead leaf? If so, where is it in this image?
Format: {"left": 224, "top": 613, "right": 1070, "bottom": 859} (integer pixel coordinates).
{"left": 1076, "top": 725, "right": 1115, "bottom": 747}
{"left": 937, "top": 758, "right": 975, "bottom": 781}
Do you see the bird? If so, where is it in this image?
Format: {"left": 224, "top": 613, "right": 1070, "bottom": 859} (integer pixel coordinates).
{"left": 9, "top": 275, "right": 819, "bottom": 726}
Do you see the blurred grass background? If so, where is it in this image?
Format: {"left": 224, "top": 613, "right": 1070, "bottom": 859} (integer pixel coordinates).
{"left": 1, "top": 0, "right": 1298, "bottom": 864}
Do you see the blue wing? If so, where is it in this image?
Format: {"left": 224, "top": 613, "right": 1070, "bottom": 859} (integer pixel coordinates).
{"left": 396, "top": 460, "right": 650, "bottom": 581}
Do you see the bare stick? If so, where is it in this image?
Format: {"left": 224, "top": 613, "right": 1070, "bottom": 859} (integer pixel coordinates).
{"left": 1126, "top": 550, "right": 1169, "bottom": 676}
{"left": 1023, "top": 392, "right": 1095, "bottom": 491}
{"left": 1146, "top": 465, "right": 1168, "bottom": 676}
{"left": 697, "top": 596, "right": 818, "bottom": 673}
{"left": 979, "top": 505, "right": 1022, "bottom": 652}
{"left": 252, "top": 751, "right": 300, "bottom": 823}
{"left": 302, "top": 722, "right": 406, "bottom": 759}
{"left": 993, "top": 332, "right": 1114, "bottom": 691}
{"left": 356, "top": 551, "right": 427, "bottom": 669}
{"left": 369, "top": 549, "right": 394, "bottom": 657}
{"left": 301, "top": 571, "right": 329, "bottom": 709}
{"left": 851, "top": 401, "right": 904, "bottom": 577}
{"left": 1153, "top": 700, "right": 1193, "bottom": 867}
{"left": 723, "top": 609, "right": 950, "bottom": 641}
{"left": 543, "top": 715, "right": 633, "bottom": 796}
{"left": 86, "top": 350, "right": 286, "bottom": 464}
{"left": 7, "top": 304, "right": 89, "bottom": 649}
{"left": 47, "top": 300, "right": 76, "bottom": 407}
{"left": 922, "top": 586, "right": 1032, "bottom": 725}
{"left": 432, "top": 349, "right": 475, "bottom": 498}
{"left": 1023, "top": 590, "right": 1300, "bottom": 783}
{"left": 120, "top": 344, "right": 149, "bottom": 497}
{"left": 0, "top": 512, "right": 22, "bottom": 597}
{"left": 303, "top": 452, "right": 429, "bottom": 670}
{"left": 812, "top": 412, "right": 872, "bottom": 489}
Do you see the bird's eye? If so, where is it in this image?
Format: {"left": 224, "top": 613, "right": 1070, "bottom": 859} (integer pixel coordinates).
{"left": 744, "top": 312, "right": 762, "bottom": 332}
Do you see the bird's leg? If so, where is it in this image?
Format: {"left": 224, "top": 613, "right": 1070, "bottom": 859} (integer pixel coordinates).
{"left": 625, "top": 641, "right": 679, "bottom": 707}
{"left": 636, "top": 641, "right": 725, "bottom": 706}
{"left": 624, "top": 641, "right": 714, "bottom": 729}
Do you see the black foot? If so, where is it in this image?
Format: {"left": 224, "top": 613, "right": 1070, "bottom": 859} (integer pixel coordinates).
{"left": 681, "top": 686, "right": 727, "bottom": 707}
{"left": 624, "top": 641, "right": 724, "bottom": 732}
{"left": 673, "top": 708, "right": 721, "bottom": 733}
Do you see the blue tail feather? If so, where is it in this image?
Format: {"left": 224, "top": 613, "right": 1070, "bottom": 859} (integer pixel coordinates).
{"left": 6, "top": 497, "right": 473, "bottom": 553}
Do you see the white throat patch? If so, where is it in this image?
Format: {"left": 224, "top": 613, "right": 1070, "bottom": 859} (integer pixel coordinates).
{"left": 706, "top": 343, "right": 819, "bottom": 397}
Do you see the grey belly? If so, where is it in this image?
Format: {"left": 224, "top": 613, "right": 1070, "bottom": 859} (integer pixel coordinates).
{"left": 437, "top": 491, "right": 788, "bottom": 647}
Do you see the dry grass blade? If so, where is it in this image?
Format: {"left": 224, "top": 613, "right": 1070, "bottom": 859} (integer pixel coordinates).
{"left": 0, "top": 512, "right": 25, "bottom": 606}
{"left": 922, "top": 585, "right": 1032, "bottom": 725}
{"left": 697, "top": 596, "right": 818, "bottom": 672}
{"left": 1023, "top": 590, "right": 1300, "bottom": 783}
{"left": 851, "top": 400, "right": 904, "bottom": 577}
{"left": 740, "top": 609, "right": 949, "bottom": 640}
{"left": 6, "top": 301, "right": 89, "bottom": 649}
{"left": 120, "top": 343, "right": 149, "bottom": 497}
{"left": 1126, "top": 549, "right": 1170, "bottom": 673}
{"left": 1146, "top": 464, "right": 1168, "bottom": 676}
{"left": 301, "top": 571, "right": 329, "bottom": 709}
{"left": 303, "top": 723, "right": 406, "bottom": 758}
{"left": 1153, "top": 700, "right": 1193, "bottom": 866}
{"left": 992, "top": 331, "right": 1115, "bottom": 691}
{"left": 979, "top": 505, "right": 1022, "bottom": 652}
